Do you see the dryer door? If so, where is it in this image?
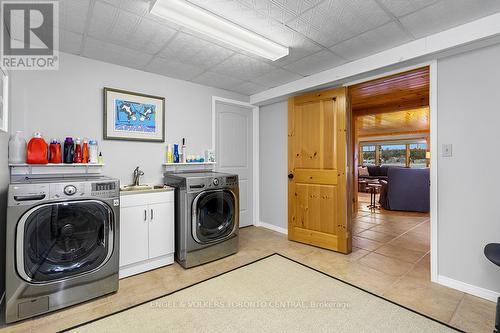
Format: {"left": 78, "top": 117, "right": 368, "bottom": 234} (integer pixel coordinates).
{"left": 192, "top": 190, "right": 237, "bottom": 244}
{"left": 17, "top": 200, "right": 114, "bottom": 283}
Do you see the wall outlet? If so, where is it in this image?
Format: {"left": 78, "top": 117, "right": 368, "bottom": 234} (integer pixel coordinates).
{"left": 442, "top": 144, "right": 453, "bottom": 157}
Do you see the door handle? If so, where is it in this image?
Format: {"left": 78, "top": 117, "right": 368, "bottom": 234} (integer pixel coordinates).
{"left": 144, "top": 209, "right": 147, "bottom": 221}
{"left": 288, "top": 173, "right": 294, "bottom": 179}
{"left": 151, "top": 209, "right": 154, "bottom": 221}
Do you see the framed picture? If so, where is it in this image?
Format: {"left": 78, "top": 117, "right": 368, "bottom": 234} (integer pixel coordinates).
{"left": 0, "top": 67, "right": 8, "bottom": 133}
{"left": 104, "top": 87, "right": 165, "bottom": 142}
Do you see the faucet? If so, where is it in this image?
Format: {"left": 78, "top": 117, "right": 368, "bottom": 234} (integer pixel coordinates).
{"left": 132, "top": 166, "right": 144, "bottom": 186}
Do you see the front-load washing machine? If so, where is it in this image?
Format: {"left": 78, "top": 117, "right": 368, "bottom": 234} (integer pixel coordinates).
{"left": 164, "top": 172, "right": 239, "bottom": 268}
{"left": 5, "top": 176, "right": 120, "bottom": 323}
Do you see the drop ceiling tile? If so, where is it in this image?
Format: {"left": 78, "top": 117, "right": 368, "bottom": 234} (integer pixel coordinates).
{"left": 87, "top": 1, "right": 119, "bottom": 38}
{"left": 283, "top": 50, "right": 346, "bottom": 76}
{"left": 100, "top": 0, "right": 151, "bottom": 16}
{"left": 240, "top": 0, "right": 322, "bottom": 23}
{"left": 159, "top": 33, "right": 210, "bottom": 60}
{"left": 159, "top": 32, "right": 234, "bottom": 69}
{"left": 251, "top": 68, "right": 302, "bottom": 88}
{"left": 144, "top": 57, "right": 205, "bottom": 81}
{"left": 212, "top": 53, "right": 277, "bottom": 79}
{"left": 191, "top": 71, "right": 245, "bottom": 91}
{"left": 144, "top": 12, "right": 183, "bottom": 30}
{"left": 330, "top": 21, "right": 412, "bottom": 61}
{"left": 83, "top": 37, "right": 153, "bottom": 69}
{"left": 107, "top": 9, "right": 141, "bottom": 44}
{"left": 60, "top": 30, "right": 83, "bottom": 54}
{"left": 127, "top": 19, "right": 177, "bottom": 55}
{"left": 376, "top": 0, "right": 439, "bottom": 17}
{"left": 231, "top": 81, "right": 267, "bottom": 95}
{"left": 60, "top": 0, "right": 91, "bottom": 34}
{"left": 400, "top": 0, "right": 500, "bottom": 38}
{"left": 289, "top": 0, "right": 392, "bottom": 47}
{"left": 88, "top": 2, "right": 177, "bottom": 55}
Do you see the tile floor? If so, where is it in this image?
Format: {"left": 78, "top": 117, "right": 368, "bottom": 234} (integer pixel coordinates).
{"left": 0, "top": 195, "right": 495, "bottom": 333}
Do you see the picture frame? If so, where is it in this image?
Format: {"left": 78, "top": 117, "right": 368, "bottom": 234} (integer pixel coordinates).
{"left": 0, "top": 66, "right": 8, "bottom": 133}
{"left": 103, "top": 87, "right": 165, "bottom": 142}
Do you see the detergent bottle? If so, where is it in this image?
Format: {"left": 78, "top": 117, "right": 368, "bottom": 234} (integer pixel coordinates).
{"left": 73, "top": 138, "right": 83, "bottom": 163}
{"left": 27, "top": 132, "right": 48, "bottom": 164}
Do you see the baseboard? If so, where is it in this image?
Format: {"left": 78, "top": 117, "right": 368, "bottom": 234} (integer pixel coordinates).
{"left": 256, "top": 221, "right": 288, "bottom": 235}
{"left": 119, "top": 254, "right": 174, "bottom": 279}
{"left": 437, "top": 275, "right": 499, "bottom": 302}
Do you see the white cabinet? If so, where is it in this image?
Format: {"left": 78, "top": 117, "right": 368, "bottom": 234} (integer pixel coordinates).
{"left": 119, "top": 190, "right": 174, "bottom": 279}
{"left": 120, "top": 206, "right": 149, "bottom": 266}
{"left": 148, "top": 202, "right": 174, "bottom": 259}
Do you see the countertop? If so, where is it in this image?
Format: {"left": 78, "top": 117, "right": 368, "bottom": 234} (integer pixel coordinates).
{"left": 119, "top": 186, "right": 174, "bottom": 196}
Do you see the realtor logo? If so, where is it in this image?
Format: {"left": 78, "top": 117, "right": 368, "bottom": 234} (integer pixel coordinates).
{"left": 1, "top": 1, "right": 59, "bottom": 70}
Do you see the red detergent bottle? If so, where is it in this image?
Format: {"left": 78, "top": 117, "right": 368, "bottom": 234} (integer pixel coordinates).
{"left": 27, "top": 132, "right": 48, "bottom": 164}
{"left": 73, "top": 137, "right": 83, "bottom": 163}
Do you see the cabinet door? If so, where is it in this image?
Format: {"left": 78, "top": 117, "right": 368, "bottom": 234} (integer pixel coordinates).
{"left": 148, "top": 202, "right": 174, "bottom": 259}
{"left": 120, "top": 206, "right": 149, "bottom": 267}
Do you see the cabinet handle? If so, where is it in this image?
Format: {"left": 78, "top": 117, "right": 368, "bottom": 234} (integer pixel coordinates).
{"left": 144, "top": 209, "right": 147, "bottom": 221}
{"left": 151, "top": 209, "right": 154, "bottom": 221}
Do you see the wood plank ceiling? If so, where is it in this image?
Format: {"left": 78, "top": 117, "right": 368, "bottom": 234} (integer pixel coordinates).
{"left": 350, "top": 66, "right": 430, "bottom": 115}
{"left": 350, "top": 66, "right": 430, "bottom": 138}
{"left": 356, "top": 107, "right": 430, "bottom": 137}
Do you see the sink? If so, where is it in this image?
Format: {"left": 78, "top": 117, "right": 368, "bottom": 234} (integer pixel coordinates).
{"left": 120, "top": 184, "right": 154, "bottom": 192}
{"left": 120, "top": 184, "right": 172, "bottom": 194}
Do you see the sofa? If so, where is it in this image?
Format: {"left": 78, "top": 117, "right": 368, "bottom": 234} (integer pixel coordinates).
{"left": 379, "top": 167, "right": 430, "bottom": 213}
{"left": 358, "top": 165, "right": 391, "bottom": 182}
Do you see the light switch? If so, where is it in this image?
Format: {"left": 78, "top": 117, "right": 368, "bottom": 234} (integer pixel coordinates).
{"left": 442, "top": 144, "right": 453, "bottom": 157}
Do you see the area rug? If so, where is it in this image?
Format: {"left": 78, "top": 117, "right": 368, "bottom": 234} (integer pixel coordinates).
{"left": 65, "top": 254, "right": 460, "bottom": 333}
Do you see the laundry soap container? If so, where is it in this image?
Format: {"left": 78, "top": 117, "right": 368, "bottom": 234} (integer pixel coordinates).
{"left": 27, "top": 132, "right": 48, "bottom": 164}
{"left": 8, "top": 131, "right": 27, "bottom": 164}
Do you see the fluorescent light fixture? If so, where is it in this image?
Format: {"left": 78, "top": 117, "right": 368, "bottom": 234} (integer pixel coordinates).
{"left": 150, "top": 0, "right": 289, "bottom": 61}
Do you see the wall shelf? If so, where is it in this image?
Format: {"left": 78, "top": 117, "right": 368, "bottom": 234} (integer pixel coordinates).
{"left": 9, "top": 163, "right": 105, "bottom": 179}
{"left": 163, "top": 162, "right": 216, "bottom": 172}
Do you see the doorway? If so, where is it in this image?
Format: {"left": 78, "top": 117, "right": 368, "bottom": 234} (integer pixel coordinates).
{"left": 348, "top": 66, "right": 432, "bottom": 281}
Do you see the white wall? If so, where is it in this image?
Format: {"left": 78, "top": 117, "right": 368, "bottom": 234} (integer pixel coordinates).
{"left": 437, "top": 43, "right": 500, "bottom": 298}
{"left": 259, "top": 101, "right": 287, "bottom": 231}
{"left": 9, "top": 52, "right": 248, "bottom": 185}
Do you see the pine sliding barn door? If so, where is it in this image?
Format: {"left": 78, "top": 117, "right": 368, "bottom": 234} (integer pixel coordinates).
{"left": 288, "top": 88, "right": 351, "bottom": 253}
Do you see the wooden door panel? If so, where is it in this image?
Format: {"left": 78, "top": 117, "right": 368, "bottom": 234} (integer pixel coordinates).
{"left": 294, "top": 101, "right": 336, "bottom": 170}
{"left": 294, "top": 169, "right": 338, "bottom": 185}
{"left": 295, "top": 184, "right": 337, "bottom": 234}
{"left": 288, "top": 87, "right": 351, "bottom": 254}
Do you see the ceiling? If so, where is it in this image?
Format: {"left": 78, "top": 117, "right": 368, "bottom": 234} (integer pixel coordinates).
{"left": 57, "top": 0, "right": 500, "bottom": 95}
{"left": 356, "top": 107, "right": 430, "bottom": 138}
{"left": 350, "top": 67, "right": 430, "bottom": 114}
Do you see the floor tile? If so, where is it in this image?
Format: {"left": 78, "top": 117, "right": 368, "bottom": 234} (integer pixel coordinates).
{"left": 358, "top": 252, "right": 414, "bottom": 277}
{"left": 383, "top": 275, "right": 465, "bottom": 323}
{"left": 357, "top": 229, "right": 397, "bottom": 243}
{"left": 352, "top": 236, "right": 383, "bottom": 251}
{"left": 375, "top": 243, "right": 428, "bottom": 264}
{"left": 450, "top": 294, "right": 496, "bottom": 333}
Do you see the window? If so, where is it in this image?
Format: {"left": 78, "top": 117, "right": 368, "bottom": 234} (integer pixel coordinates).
{"left": 360, "top": 140, "right": 429, "bottom": 168}
{"left": 380, "top": 144, "right": 406, "bottom": 166}
{"left": 409, "top": 143, "right": 427, "bottom": 168}
{"left": 361, "top": 145, "right": 376, "bottom": 166}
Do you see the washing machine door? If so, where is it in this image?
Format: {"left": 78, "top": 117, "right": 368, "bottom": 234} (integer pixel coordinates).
{"left": 192, "top": 189, "right": 237, "bottom": 244}
{"left": 17, "top": 200, "right": 114, "bottom": 283}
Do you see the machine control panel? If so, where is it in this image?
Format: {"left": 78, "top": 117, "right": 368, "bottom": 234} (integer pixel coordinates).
{"left": 91, "top": 182, "right": 118, "bottom": 198}
{"left": 64, "top": 185, "right": 77, "bottom": 196}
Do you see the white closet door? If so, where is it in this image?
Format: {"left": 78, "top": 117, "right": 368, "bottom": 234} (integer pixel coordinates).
{"left": 215, "top": 101, "right": 253, "bottom": 227}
